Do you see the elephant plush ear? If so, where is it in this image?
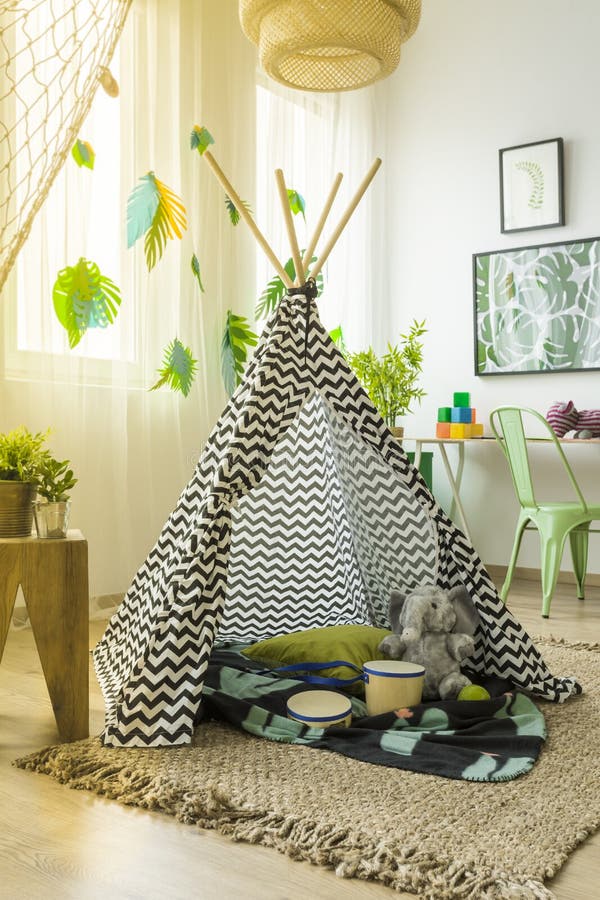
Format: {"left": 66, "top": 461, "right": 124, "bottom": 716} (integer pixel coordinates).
{"left": 388, "top": 589, "right": 406, "bottom": 632}
{"left": 448, "top": 585, "right": 480, "bottom": 636}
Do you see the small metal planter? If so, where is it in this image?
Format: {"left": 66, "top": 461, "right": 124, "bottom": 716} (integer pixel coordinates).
{"left": 0, "top": 481, "right": 36, "bottom": 537}
{"left": 33, "top": 500, "right": 71, "bottom": 539}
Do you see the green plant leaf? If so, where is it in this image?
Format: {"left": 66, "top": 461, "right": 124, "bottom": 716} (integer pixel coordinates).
{"left": 255, "top": 254, "right": 324, "bottom": 320}
{"left": 144, "top": 174, "right": 187, "bottom": 271}
{"left": 52, "top": 258, "right": 121, "bottom": 348}
{"left": 35, "top": 455, "right": 77, "bottom": 501}
{"left": 0, "top": 426, "right": 50, "bottom": 482}
{"left": 190, "top": 125, "right": 214, "bottom": 155}
{"left": 127, "top": 172, "right": 160, "bottom": 249}
{"left": 225, "top": 195, "right": 252, "bottom": 227}
{"left": 221, "top": 310, "right": 258, "bottom": 396}
{"left": 71, "top": 139, "right": 95, "bottom": 169}
{"left": 150, "top": 338, "right": 198, "bottom": 397}
{"left": 191, "top": 253, "right": 204, "bottom": 292}
{"left": 287, "top": 189, "right": 306, "bottom": 221}
{"left": 346, "top": 320, "right": 427, "bottom": 426}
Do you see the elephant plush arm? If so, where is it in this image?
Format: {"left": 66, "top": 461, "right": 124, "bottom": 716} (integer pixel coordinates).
{"left": 446, "top": 633, "right": 475, "bottom": 663}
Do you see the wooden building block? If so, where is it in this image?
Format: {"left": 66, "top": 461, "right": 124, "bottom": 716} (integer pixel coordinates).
{"left": 450, "top": 423, "right": 473, "bottom": 438}
{"left": 453, "top": 392, "right": 470, "bottom": 407}
{"left": 451, "top": 406, "right": 473, "bottom": 423}
{"left": 436, "top": 421, "right": 451, "bottom": 438}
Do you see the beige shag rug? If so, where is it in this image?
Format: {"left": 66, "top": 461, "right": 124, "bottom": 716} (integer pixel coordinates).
{"left": 15, "top": 637, "right": 600, "bottom": 899}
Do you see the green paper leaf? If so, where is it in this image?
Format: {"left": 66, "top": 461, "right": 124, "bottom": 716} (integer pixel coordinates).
{"left": 150, "top": 337, "right": 198, "bottom": 397}
{"left": 221, "top": 310, "right": 258, "bottom": 396}
{"left": 287, "top": 189, "right": 306, "bottom": 221}
{"left": 127, "top": 173, "right": 160, "bottom": 249}
{"left": 190, "top": 125, "right": 214, "bottom": 155}
{"left": 146, "top": 174, "right": 187, "bottom": 270}
{"left": 52, "top": 257, "right": 121, "bottom": 348}
{"left": 191, "top": 253, "right": 204, "bottom": 292}
{"left": 329, "top": 324, "right": 347, "bottom": 354}
{"left": 225, "top": 195, "right": 252, "bottom": 227}
{"left": 255, "top": 254, "right": 324, "bottom": 320}
{"left": 71, "top": 139, "right": 95, "bottom": 169}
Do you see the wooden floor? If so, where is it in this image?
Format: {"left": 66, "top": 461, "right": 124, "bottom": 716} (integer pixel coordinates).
{"left": 1, "top": 578, "right": 599, "bottom": 900}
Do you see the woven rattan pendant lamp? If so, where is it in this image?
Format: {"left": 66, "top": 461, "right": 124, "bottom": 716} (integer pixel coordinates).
{"left": 239, "top": 0, "right": 421, "bottom": 93}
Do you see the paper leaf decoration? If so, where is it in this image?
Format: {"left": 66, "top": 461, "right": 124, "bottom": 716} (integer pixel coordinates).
{"left": 150, "top": 337, "right": 198, "bottom": 397}
{"left": 190, "top": 125, "right": 214, "bottom": 155}
{"left": 255, "top": 254, "right": 323, "bottom": 320}
{"left": 191, "top": 253, "right": 204, "bottom": 292}
{"left": 127, "top": 172, "right": 187, "bottom": 270}
{"left": 329, "top": 324, "right": 347, "bottom": 354}
{"left": 127, "top": 174, "right": 160, "bottom": 248}
{"left": 225, "top": 195, "right": 252, "bottom": 227}
{"left": 287, "top": 189, "right": 306, "bottom": 220}
{"left": 71, "top": 139, "right": 95, "bottom": 169}
{"left": 221, "top": 310, "right": 258, "bottom": 396}
{"left": 52, "top": 257, "right": 121, "bottom": 348}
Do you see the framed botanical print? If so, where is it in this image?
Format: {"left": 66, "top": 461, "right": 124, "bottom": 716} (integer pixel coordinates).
{"left": 499, "top": 138, "right": 564, "bottom": 234}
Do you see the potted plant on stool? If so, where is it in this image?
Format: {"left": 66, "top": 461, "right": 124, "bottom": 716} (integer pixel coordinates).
{"left": 0, "top": 426, "right": 49, "bottom": 537}
{"left": 33, "top": 455, "right": 78, "bottom": 539}
{"left": 346, "top": 319, "right": 427, "bottom": 440}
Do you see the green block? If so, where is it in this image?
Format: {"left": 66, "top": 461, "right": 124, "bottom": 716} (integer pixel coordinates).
{"left": 437, "top": 407, "right": 451, "bottom": 422}
{"left": 453, "top": 392, "right": 470, "bottom": 408}
{"left": 406, "top": 451, "right": 433, "bottom": 492}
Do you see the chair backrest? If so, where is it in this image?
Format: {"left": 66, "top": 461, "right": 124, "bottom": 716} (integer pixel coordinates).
{"left": 489, "top": 406, "right": 588, "bottom": 512}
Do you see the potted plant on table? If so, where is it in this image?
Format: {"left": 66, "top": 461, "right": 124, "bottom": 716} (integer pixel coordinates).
{"left": 0, "top": 427, "right": 49, "bottom": 537}
{"left": 346, "top": 319, "right": 427, "bottom": 439}
{"left": 33, "top": 455, "right": 78, "bottom": 539}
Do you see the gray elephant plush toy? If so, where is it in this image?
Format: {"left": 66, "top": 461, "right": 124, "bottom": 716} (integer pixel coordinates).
{"left": 378, "top": 584, "right": 480, "bottom": 701}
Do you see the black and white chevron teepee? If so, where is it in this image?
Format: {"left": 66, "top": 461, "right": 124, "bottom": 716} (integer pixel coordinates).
{"left": 94, "top": 157, "right": 581, "bottom": 748}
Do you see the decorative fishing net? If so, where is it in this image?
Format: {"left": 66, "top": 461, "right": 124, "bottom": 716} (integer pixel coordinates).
{"left": 0, "top": 0, "right": 132, "bottom": 292}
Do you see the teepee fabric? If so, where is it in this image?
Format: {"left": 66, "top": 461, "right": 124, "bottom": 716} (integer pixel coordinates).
{"left": 94, "top": 292, "right": 581, "bottom": 748}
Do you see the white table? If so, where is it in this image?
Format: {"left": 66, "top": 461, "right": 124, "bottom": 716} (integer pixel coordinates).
{"left": 404, "top": 436, "right": 600, "bottom": 544}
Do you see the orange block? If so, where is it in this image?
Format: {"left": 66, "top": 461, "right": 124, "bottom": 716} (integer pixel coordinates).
{"left": 450, "top": 423, "right": 472, "bottom": 439}
{"left": 471, "top": 408, "right": 476, "bottom": 423}
{"left": 436, "top": 421, "right": 451, "bottom": 438}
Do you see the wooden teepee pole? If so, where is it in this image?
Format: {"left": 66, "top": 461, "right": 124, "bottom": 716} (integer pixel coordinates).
{"left": 203, "top": 150, "right": 293, "bottom": 288}
{"left": 308, "top": 158, "right": 382, "bottom": 281}
{"left": 301, "top": 172, "right": 343, "bottom": 274}
{"left": 274, "top": 168, "right": 304, "bottom": 286}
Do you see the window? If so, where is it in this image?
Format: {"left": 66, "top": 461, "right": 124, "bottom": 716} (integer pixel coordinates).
{"left": 3, "top": 19, "right": 137, "bottom": 383}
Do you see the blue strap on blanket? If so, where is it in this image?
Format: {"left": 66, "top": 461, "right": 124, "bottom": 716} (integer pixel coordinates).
{"left": 256, "top": 659, "right": 365, "bottom": 688}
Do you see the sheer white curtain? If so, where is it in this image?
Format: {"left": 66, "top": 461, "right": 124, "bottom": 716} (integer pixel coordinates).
{"left": 254, "top": 76, "right": 388, "bottom": 352}
{"left": 1, "top": 0, "right": 257, "bottom": 614}
{"left": 1, "top": 0, "right": 386, "bottom": 616}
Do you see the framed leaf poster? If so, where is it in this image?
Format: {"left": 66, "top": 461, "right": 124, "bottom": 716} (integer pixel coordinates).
{"left": 473, "top": 235, "right": 600, "bottom": 376}
{"left": 499, "top": 138, "right": 564, "bottom": 233}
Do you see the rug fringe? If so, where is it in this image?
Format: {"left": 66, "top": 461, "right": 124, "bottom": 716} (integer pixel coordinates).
{"left": 533, "top": 634, "right": 600, "bottom": 653}
{"left": 15, "top": 741, "right": 557, "bottom": 900}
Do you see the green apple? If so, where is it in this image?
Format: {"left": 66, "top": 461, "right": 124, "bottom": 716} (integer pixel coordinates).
{"left": 457, "top": 684, "right": 491, "bottom": 701}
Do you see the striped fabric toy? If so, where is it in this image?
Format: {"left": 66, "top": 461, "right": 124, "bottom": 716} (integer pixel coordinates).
{"left": 546, "top": 400, "right": 600, "bottom": 438}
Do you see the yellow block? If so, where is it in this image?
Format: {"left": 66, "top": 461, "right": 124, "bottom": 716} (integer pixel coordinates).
{"left": 471, "top": 423, "right": 484, "bottom": 437}
{"left": 450, "top": 423, "right": 472, "bottom": 439}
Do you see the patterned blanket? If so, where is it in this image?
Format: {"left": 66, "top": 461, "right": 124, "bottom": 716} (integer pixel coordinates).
{"left": 200, "top": 649, "right": 546, "bottom": 782}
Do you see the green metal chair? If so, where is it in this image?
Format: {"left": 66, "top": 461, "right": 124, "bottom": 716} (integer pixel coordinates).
{"left": 489, "top": 406, "right": 600, "bottom": 618}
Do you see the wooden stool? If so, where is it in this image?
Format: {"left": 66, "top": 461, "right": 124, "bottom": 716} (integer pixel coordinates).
{"left": 0, "top": 529, "right": 89, "bottom": 741}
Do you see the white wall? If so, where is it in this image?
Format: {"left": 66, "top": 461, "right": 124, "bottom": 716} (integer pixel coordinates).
{"left": 384, "top": 0, "right": 600, "bottom": 572}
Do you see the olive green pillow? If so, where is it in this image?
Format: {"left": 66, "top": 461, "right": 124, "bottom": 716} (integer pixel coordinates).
{"left": 242, "top": 624, "right": 392, "bottom": 695}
